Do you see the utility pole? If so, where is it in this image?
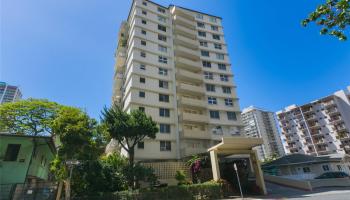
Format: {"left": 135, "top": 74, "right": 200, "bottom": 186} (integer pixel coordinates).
{"left": 234, "top": 163, "right": 243, "bottom": 199}
{"left": 65, "top": 160, "right": 81, "bottom": 200}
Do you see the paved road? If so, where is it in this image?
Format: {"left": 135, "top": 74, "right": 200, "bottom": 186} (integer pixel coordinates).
{"left": 226, "top": 182, "right": 350, "bottom": 200}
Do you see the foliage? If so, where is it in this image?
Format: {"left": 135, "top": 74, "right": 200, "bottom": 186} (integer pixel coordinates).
{"left": 262, "top": 153, "right": 279, "bottom": 164}
{"left": 175, "top": 170, "right": 187, "bottom": 185}
{"left": 101, "top": 104, "right": 158, "bottom": 167}
{"left": 187, "top": 155, "right": 202, "bottom": 183}
{"left": 123, "top": 163, "right": 158, "bottom": 188}
{"left": 0, "top": 98, "right": 60, "bottom": 135}
{"left": 302, "top": 0, "right": 350, "bottom": 41}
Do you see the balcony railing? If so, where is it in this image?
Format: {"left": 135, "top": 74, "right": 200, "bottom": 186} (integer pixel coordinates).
{"left": 175, "top": 57, "right": 202, "bottom": 72}
{"left": 178, "top": 96, "right": 206, "bottom": 108}
{"left": 182, "top": 128, "right": 211, "bottom": 140}
{"left": 177, "top": 83, "right": 204, "bottom": 95}
{"left": 180, "top": 112, "right": 208, "bottom": 123}
{"left": 176, "top": 69, "right": 202, "bottom": 83}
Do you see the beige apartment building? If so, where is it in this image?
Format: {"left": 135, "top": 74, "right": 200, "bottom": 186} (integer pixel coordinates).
{"left": 113, "top": 0, "right": 243, "bottom": 161}
{"left": 242, "top": 106, "right": 285, "bottom": 160}
{"left": 276, "top": 87, "right": 350, "bottom": 156}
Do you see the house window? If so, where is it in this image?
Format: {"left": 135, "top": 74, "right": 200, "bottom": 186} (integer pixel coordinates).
{"left": 158, "top": 68, "right": 168, "bottom": 75}
{"left": 141, "top": 40, "right": 146, "bottom": 46}
{"left": 4, "top": 144, "right": 21, "bottom": 161}
{"left": 227, "top": 112, "right": 237, "bottom": 120}
{"left": 225, "top": 98, "right": 233, "bottom": 106}
{"left": 197, "top": 22, "right": 205, "bottom": 28}
{"left": 202, "top": 61, "right": 211, "bottom": 68}
{"left": 139, "top": 91, "right": 145, "bottom": 98}
{"left": 159, "top": 108, "right": 170, "bottom": 117}
{"left": 140, "top": 64, "right": 146, "bottom": 70}
{"left": 214, "top": 43, "right": 222, "bottom": 49}
{"left": 137, "top": 142, "right": 144, "bottom": 149}
{"left": 159, "top": 80, "right": 169, "bottom": 89}
{"left": 140, "top": 51, "right": 146, "bottom": 58}
{"left": 213, "top": 34, "right": 220, "bottom": 40}
{"left": 210, "top": 110, "right": 220, "bottom": 119}
{"left": 302, "top": 167, "right": 311, "bottom": 173}
{"left": 141, "top": 29, "right": 147, "bottom": 35}
{"left": 159, "top": 56, "right": 168, "bottom": 64}
{"left": 158, "top": 34, "right": 167, "bottom": 42}
{"left": 209, "top": 17, "right": 217, "bottom": 23}
{"left": 198, "top": 31, "right": 206, "bottom": 37}
{"left": 159, "top": 94, "right": 169, "bottom": 102}
{"left": 216, "top": 53, "right": 224, "bottom": 60}
{"left": 322, "top": 165, "right": 330, "bottom": 171}
{"left": 157, "top": 7, "right": 166, "bottom": 13}
{"left": 201, "top": 50, "right": 209, "bottom": 57}
{"left": 204, "top": 72, "right": 213, "bottom": 79}
{"left": 208, "top": 97, "right": 217, "bottom": 105}
{"left": 139, "top": 77, "right": 146, "bottom": 83}
{"left": 142, "top": 19, "right": 147, "bottom": 24}
{"left": 160, "top": 141, "right": 171, "bottom": 151}
{"left": 158, "top": 45, "right": 167, "bottom": 52}
{"left": 160, "top": 124, "right": 171, "bottom": 133}
{"left": 218, "top": 63, "right": 226, "bottom": 70}
{"left": 211, "top": 25, "right": 219, "bottom": 31}
{"left": 142, "top": 10, "right": 147, "bottom": 15}
{"left": 158, "top": 24, "right": 166, "bottom": 32}
{"left": 206, "top": 84, "right": 215, "bottom": 92}
{"left": 196, "top": 14, "right": 203, "bottom": 19}
{"left": 222, "top": 86, "right": 231, "bottom": 94}
{"left": 220, "top": 74, "right": 229, "bottom": 81}
{"left": 199, "top": 41, "right": 208, "bottom": 47}
{"left": 158, "top": 15, "right": 166, "bottom": 23}
{"left": 139, "top": 107, "right": 145, "bottom": 112}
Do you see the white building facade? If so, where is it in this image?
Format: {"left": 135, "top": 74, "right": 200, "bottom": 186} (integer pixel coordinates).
{"left": 276, "top": 87, "right": 350, "bottom": 156}
{"left": 0, "top": 82, "right": 22, "bottom": 104}
{"left": 113, "top": 0, "right": 243, "bottom": 161}
{"left": 242, "top": 106, "right": 285, "bottom": 160}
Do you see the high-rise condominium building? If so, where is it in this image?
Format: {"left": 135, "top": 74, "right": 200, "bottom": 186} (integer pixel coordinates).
{"left": 0, "top": 82, "right": 22, "bottom": 104}
{"left": 276, "top": 87, "right": 350, "bottom": 156}
{"left": 113, "top": 0, "right": 243, "bottom": 160}
{"left": 242, "top": 106, "right": 284, "bottom": 160}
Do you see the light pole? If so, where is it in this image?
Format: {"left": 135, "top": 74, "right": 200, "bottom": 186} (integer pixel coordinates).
{"left": 234, "top": 163, "right": 243, "bottom": 199}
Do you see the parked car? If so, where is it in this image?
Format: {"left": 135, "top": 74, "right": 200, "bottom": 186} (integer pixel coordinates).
{"left": 315, "top": 172, "right": 350, "bottom": 179}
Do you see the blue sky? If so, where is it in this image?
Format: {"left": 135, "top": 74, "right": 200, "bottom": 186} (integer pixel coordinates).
{"left": 1, "top": 0, "right": 349, "bottom": 119}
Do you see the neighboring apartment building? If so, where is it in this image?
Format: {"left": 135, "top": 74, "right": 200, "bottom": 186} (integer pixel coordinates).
{"left": 242, "top": 106, "right": 284, "bottom": 161}
{"left": 276, "top": 87, "right": 350, "bottom": 156}
{"left": 113, "top": 0, "right": 243, "bottom": 161}
{"left": 0, "top": 81, "right": 22, "bottom": 104}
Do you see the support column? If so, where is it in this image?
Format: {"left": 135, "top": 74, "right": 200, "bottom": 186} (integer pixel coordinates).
{"left": 210, "top": 150, "right": 221, "bottom": 181}
{"left": 250, "top": 149, "right": 267, "bottom": 195}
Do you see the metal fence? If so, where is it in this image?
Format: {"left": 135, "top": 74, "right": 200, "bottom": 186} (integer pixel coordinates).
{"left": 1, "top": 182, "right": 57, "bottom": 200}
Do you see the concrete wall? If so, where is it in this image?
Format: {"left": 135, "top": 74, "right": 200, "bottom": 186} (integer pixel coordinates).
{"left": 264, "top": 174, "right": 312, "bottom": 191}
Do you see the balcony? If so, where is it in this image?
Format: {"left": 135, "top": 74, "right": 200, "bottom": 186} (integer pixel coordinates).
{"left": 177, "top": 83, "right": 204, "bottom": 94}
{"left": 176, "top": 69, "right": 202, "bottom": 83}
{"left": 182, "top": 128, "right": 211, "bottom": 140}
{"left": 326, "top": 107, "right": 340, "bottom": 116}
{"left": 175, "top": 45, "right": 200, "bottom": 60}
{"left": 171, "top": 6, "right": 194, "bottom": 19}
{"left": 173, "top": 15, "right": 196, "bottom": 30}
{"left": 175, "top": 57, "right": 202, "bottom": 72}
{"left": 180, "top": 112, "right": 208, "bottom": 123}
{"left": 305, "top": 115, "right": 318, "bottom": 122}
{"left": 178, "top": 96, "right": 206, "bottom": 108}
{"left": 174, "top": 34, "right": 198, "bottom": 50}
{"left": 308, "top": 122, "right": 321, "bottom": 129}
{"left": 174, "top": 24, "right": 197, "bottom": 39}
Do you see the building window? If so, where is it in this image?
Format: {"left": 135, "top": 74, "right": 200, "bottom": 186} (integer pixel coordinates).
{"left": 211, "top": 25, "right": 219, "bottom": 31}
{"left": 158, "top": 45, "right": 167, "bottom": 52}
{"left": 204, "top": 72, "right": 213, "bottom": 79}
{"left": 142, "top": 19, "right": 147, "bottom": 24}
{"left": 158, "top": 7, "right": 166, "bottom": 13}
{"left": 159, "top": 56, "right": 168, "bottom": 64}
{"left": 158, "top": 34, "right": 167, "bottom": 42}
{"left": 159, "top": 80, "right": 168, "bottom": 89}
{"left": 225, "top": 98, "right": 233, "bottom": 106}
{"left": 139, "top": 91, "right": 145, "bottom": 98}
{"left": 140, "top": 51, "right": 146, "bottom": 58}
{"left": 160, "top": 141, "right": 171, "bottom": 151}
{"left": 218, "top": 63, "right": 226, "bottom": 70}
{"left": 337, "top": 165, "right": 343, "bottom": 171}
{"left": 206, "top": 84, "right": 215, "bottom": 92}
{"left": 141, "top": 40, "right": 146, "bottom": 46}
{"left": 158, "top": 24, "right": 166, "bottom": 32}
{"left": 159, "top": 108, "right": 170, "bottom": 117}
{"left": 227, "top": 112, "right": 237, "bottom": 120}
{"left": 4, "top": 144, "right": 21, "bottom": 161}
{"left": 213, "top": 34, "right": 220, "bottom": 40}
{"left": 139, "top": 77, "right": 146, "bottom": 83}
{"left": 210, "top": 17, "right": 217, "bottom": 23}
{"left": 199, "top": 41, "right": 208, "bottom": 47}
{"left": 220, "top": 74, "right": 229, "bottom": 81}
{"left": 158, "top": 15, "right": 166, "bottom": 22}
{"left": 139, "top": 107, "right": 145, "bottom": 112}
{"left": 138, "top": 142, "right": 144, "bottom": 149}
{"left": 140, "top": 64, "right": 146, "bottom": 70}
{"left": 216, "top": 53, "right": 224, "bottom": 60}
{"left": 322, "top": 165, "right": 330, "bottom": 171}
{"left": 196, "top": 14, "right": 203, "bottom": 19}
{"left": 197, "top": 22, "right": 205, "bottom": 28}
{"left": 160, "top": 124, "right": 171, "bottom": 133}
{"left": 141, "top": 29, "right": 147, "bottom": 35}
{"left": 208, "top": 97, "right": 217, "bottom": 105}
{"left": 222, "top": 86, "right": 231, "bottom": 94}
{"left": 142, "top": 10, "right": 147, "bottom": 15}
{"left": 202, "top": 61, "right": 211, "bottom": 68}
{"left": 302, "top": 167, "right": 311, "bottom": 173}
{"left": 214, "top": 43, "right": 222, "bottom": 49}
{"left": 210, "top": 110, "right": 220, "bottom": 119}
{"left": 201, "top": 50, "right": 209, "bottom": 57}
{"left": 159, "top": 94, "right": 169, "bottom": 102}
{"left": 198, "top": 31, "right": 206, "bottom": 37}
{"left": 158, "top": 68, "right": 168, "bottom": 75}
{"left": 142, "top": 1, "right": 147, "bottom": 6}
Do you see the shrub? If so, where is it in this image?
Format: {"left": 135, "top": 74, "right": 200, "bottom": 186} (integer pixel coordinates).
{"left": 175, "top": 170, "right": 187, "bottom": 185}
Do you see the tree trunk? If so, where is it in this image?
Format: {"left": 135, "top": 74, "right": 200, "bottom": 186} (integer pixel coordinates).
{"left": 128, "top": 148, "right": 134, "bottom": 167}
{"left": 56, "top": 181, "right": 63, "bottom": 200}
{"left": 64, "top": 179, "right": 70, "bottom": 200}
{"left": 128, "top": 148, "right": 135, "bottom": 189}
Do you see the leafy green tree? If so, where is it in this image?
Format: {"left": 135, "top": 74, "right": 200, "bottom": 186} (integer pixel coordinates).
{"left": 302, "top": 0, "right": 350, "bottom": 41}
{"left": 101, "top": 105, "right": 158, "bottom": 167}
